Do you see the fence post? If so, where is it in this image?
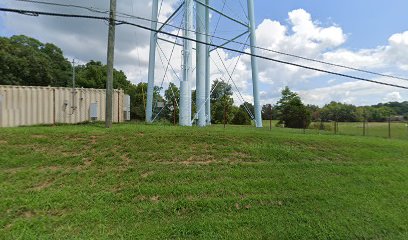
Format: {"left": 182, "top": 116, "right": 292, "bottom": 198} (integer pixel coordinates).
{"left": 269, "top": 104, "right": 272, "bottom": 131}
{"left": 223, "top": 103, "right": 226, "bottom": 129}
{"left": 337, "top": 121, "right": 339, "bottom": 135}
{"left": 303, "top": 119, "right": 306, "bottom": 134}
{"left": 173, "top": 101, "right": 176, "bottom": 126}
{"left": 388, "top": 114, "right": 391, "bottom": 139}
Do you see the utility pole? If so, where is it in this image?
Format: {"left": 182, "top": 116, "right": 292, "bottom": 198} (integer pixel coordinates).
{"left": 105, "top": 0, "right": 116, "bottom": 128}
{"left": 247, "top": 0, "right": 262, "bottom": 128}
{"left": 72, "top": 59, "right": 76, "bottom": 112}
{"left": 72, "top": 59, "right": 76, "bottom": 89}
{"left": 146, "top": 0, "right": 159, "bottom": 123}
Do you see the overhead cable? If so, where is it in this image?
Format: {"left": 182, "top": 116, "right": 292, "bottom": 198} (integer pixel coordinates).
{"left": 1, "top": 7, "right": 408, "bottom": 90}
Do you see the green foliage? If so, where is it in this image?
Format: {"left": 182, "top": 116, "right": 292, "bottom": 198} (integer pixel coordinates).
{"left": 126, "top": 82, "right": 147, "bottom": 121}
{"left": 320, "top": 102, "right": 359, "bottom": 122}
{"left": 261, "top": 104, "right": 273, "bottom": 120}
{"left": 306, "top": 104, "right": 321, "bottom": 121}
{"left": 162, "top": 83, "right": 180, "bottom": 124}
{"left": 210, "top": 79, "right": 235, "bottom": 124}
{"left": 364, "top": 106, "right": 395, "bottom": 122}
{"left": 75, "top": 61, "right": 131, "bottom": 90}
{"left": 372, "top": 101, "right": 408, "bottom": 115}
{"left": 231, "top": 108, "right": 251, "bottom": 125}
{"left": 275, "top": 86, "right": 311, "bottom": 128}
{"left": 0, "top": 35, "right": 71, "bottom": 86}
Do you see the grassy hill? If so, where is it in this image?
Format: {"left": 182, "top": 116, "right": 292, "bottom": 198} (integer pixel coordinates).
{"left": 1, "top": 123, "right": 407, "bottom": 239}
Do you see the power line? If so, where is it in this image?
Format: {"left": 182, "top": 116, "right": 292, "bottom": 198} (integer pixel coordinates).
{"left": 2, "top": 7, "right": 408, "bottom": 90}
{"left": 16, "top": 0, "right": 109, "bottom": 14}
{"left": 12, "top": 0, "right": 408, "bottom": 82}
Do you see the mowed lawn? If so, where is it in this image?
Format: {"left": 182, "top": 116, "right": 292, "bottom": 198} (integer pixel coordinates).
{"left": 263, "top": 120, "right": 408, "bottom": 140}
{"left": 0, "top": 123, "right": 407, "bottom": 239}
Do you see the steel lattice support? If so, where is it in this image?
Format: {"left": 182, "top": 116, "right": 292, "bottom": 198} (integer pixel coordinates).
{"left": 146, "top": 0, "right": 261, "bottom": 127}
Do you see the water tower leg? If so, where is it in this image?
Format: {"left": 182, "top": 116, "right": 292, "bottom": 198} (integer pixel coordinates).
{"left": 247, "top": 0, "right": 263, "bottom": 128}
{"left": 196, "top": 0, "right": 206, "bottom": 127}
{"left": 146, "top": 0, "right": 159, "bottom": 123}
{"left": 180, "top": 0, "right": 193, "bottom": 126}
{"left": 205, "top": 0, "right": 211, "bottom": 125}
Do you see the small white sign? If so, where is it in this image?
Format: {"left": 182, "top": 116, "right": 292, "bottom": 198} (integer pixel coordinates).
{"left": 157, "top": 102, "right": 165, "bottom": 108}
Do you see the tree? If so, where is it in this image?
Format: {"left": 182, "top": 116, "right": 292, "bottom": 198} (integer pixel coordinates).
{"left": 371, "top": 101, "right": 408, "bottom": 116}
{"left": 262, "top": 104, "right": 272, "bottom": 120}
{"left": 210, "top": 79, "right": 234, "bottom": 124}
{"left": 365, "top": 106, "right": 395, "bottom": 122}
{"left": 126, "top": 83, "right": 146, "bottom": 121}
{"left": 0, "top": 35, "right": 71, "bottom": 87}
{"left": 306, "top": 104, "right": 321, "bottom": 121}
{"left": 163, "top": 83, "right": 180, "bottom": 124}
{"left": 275, "top": 86, "right": 311, "bottom": 128}
{"left": 75, "top": 61, "right": 131, "bottom": 90}
{"left": 232, "top": 107, "right": 251, "bottom": 125}
{"left": 320, "top": 102, "right": 359, "bottom": 122}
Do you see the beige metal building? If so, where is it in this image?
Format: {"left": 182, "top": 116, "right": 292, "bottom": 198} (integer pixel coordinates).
{"left": 0, "top": 85, "right": 130, "bottom": 127}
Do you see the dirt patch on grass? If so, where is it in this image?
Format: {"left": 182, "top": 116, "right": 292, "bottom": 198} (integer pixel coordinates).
{"left": 141, "top": 171, "right": 154, "bottom": 178}
{"left": 31, "top": 178, "right": 54, "bottom": 191}
{"left": 31, "top": 135, "right": 47, "bottom": 139}
{"left": 38, "top": 166, "right": 62, "bottom": 172}
{"left": 84, "top": 158, "right": 93, "bottom": 166}
{"left": 3, "top": 166, "right": 26, "bottom": 174}
{"left": 0, "top": 140, "right": 8, "bottom": 144}
{"left": 120, "top": 153, "right": 132, "bottom": 165}
{"left": 150, "top": 195, "right": 160, "bottom": 203}
{"left": 19, "top": 210, "right": 36, "bottom": 218}
{"left": 18, "top": 209, "right": 67, "bottom": 219}
{"left": 180, "top": 160, "right": 214, "bottom": 165}
{"left": 110, "top": 184, "right": 124, "bottom": 193}
{"left": 90, "top": 135, "right": 99, "bottom": 144}
{"left": 179, "top": 155, "right": 216, "bottom": 165}
{"left": 134, "top": 195, "right": 147, "bottom": 201}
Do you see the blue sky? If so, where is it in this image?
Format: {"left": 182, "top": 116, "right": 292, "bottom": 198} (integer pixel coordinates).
{"left": 1, "top": 0, "right": 408, "bottom": 106}
{"left": 254, "top": 0, "right": 408, "bottom": 49}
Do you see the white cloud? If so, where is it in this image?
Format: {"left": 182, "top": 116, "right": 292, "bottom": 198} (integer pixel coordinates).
{"left": 384, "top": 91, "right": 403, "bottom": 102}
{"left": 216, "top": 8, "right": 408, "bottom": 106}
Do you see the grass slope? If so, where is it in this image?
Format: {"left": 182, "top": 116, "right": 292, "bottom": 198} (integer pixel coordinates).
{"left": 0, "top": 124, "right": 407, "bottom": 239}
{"left": 263, "top": 120, "right": 408, "bottom": 140}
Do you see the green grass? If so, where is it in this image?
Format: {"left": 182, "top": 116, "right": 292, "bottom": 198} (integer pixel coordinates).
{"left": 263, "top": 120, "right": 408, "bottom": 140}
{"left": 1, "top": 123, "right": 407, "bottom": 239}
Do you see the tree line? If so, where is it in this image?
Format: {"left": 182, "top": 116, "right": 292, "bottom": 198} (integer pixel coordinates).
{"left": 263, "top": 87, "right": 408, "bottom": 129}
{"left": 1, "top": 35, "right": 406, "bottom": 127}
{"left": 0, "top": 35, "right": 252, "bottom": 124}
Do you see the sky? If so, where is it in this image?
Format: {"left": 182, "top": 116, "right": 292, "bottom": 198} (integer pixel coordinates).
{"left": 1, "top": 0, "right": 408, "bottom": 107}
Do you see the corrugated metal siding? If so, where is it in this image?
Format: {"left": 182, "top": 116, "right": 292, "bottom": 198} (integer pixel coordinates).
{"left": 0, "top": 85, "right": 126, "bottom": 127}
